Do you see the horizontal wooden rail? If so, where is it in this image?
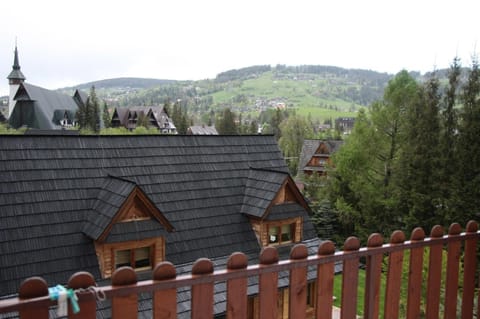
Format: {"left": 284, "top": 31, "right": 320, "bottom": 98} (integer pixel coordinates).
{"left": 0, "top": 221, "right": 479, "bottom": 319}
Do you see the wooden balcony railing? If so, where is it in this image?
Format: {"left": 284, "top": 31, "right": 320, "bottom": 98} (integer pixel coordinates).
{"left": 0, "top": 221, "right": 479, "bottom": 319}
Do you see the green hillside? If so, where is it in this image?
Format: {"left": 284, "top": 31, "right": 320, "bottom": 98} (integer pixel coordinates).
{"left": 63, "top": 65, "right": 401, "bottom": 123}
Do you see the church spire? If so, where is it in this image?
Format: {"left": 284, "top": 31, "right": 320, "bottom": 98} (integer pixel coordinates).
{"left": 7, "top": 45, "right": 26, "bottom": 84}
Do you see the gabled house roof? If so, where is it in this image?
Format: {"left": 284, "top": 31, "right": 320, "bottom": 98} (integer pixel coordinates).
{"left": 83, "top": 175, "right": 173, "bottom": 242}
{"left": 8, "top": 83, "right": 81, "bottom": 129}
{"left": 111, "top": 106, "right": 176, "bottom": 132}
{"left": 0, "top": 134, "right": 320, "bottom": 317}
{"left": 187, "top": 125, "right": 219, "bottom": 135}
{"left": 297, "top": 139, "right": 344, "bottom": 176}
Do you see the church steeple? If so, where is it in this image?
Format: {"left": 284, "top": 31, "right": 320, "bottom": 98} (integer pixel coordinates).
{"left": 7, "top": 44, "right": 26, "bottom": 118}
{"left": 7, "top": 45, "right": 26, "bottom": 84}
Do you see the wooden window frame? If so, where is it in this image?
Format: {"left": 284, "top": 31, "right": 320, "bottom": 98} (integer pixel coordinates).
{"left": 267, "top": 221, "right": 296, "bottom": 246}
{"left": 114, "top": 245, "right": 153, "bottom": 271}
{"left": 95, "top": 237, "right": 164, "bottom": 278}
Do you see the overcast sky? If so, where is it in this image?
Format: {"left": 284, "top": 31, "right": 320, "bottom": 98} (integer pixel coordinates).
{"left": 1, "top": 0, "right": 479, "bottom": 96}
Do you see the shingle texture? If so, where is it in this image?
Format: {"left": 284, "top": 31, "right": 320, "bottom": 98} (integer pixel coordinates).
{"left": 8, "top": 83, "right": 80, "bottom": 129}
{"left": 0, "top": 134, "right": 321, "bottom": 317}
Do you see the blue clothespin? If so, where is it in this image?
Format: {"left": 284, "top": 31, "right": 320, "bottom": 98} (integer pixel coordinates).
{"left": 67, "top": 288, "right": 80, "bottom": 314}
{"left": 49, "top": 284, "right": 80, "bottom": 315}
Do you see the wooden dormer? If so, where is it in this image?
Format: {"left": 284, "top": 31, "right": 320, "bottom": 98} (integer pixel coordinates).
{"left": 242, "top": 169, "right": 310, "bottom": 248}
{"left": 84, "top": 176, "right": 173, "bottom": 278}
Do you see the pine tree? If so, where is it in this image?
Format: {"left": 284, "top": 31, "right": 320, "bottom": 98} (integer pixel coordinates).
{"left": 77, "top": 86, "right": 101, "bottom": 133}
{"left": 249, "top": 120, "right": 258, "bottom": 134}
{"left": 396, "top": 74, "right": 442, "bottom": 230}
{"left": 439, "top": 57, "right": 461, "bottom": 222}
{"left": 216, "top": 108, "right": 237, "bottom": 135}
{"left": 87, "top": 86, "right": 101, "bottom": 133}
{"left": 102, "top": 102, "right": 111, "bottom": 128}
{"left": 454, "top": 57, "right": 480, "bottom": 223}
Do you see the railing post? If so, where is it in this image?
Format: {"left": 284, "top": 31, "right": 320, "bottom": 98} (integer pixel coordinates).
{"left": 259, "top": 246, "right": 279, "bottom": 319}
{"left": 111, "top": 267, "right": 138, "bottom": 319}
{"left": 153, "top": 262, "right": 177, "bottom": 319}
{"left": 443, "top": 223, "right": 462, "bottom": 319}
{"left": 461, "top": 220, "right": 478, "bottom": 319}
{"left": 18, "top": 277, "right": 49, "bottom": 319}
{"left": 316, "top": 240, "right": 335, "bottom": 319}
{"left": 363, "top": 233, "right": 383, "bottom": 319}
{"left": 68, "top": 271, "right": 97, "bottom": 319}
{"left": 425, "top": 225, "right": 444, "bottom": 319}
{"left": 406, "top": 227, "right": 426, "bottom": 319}
{"left": 226, "top": 252, "right": 248, "bottom": 319}
{"left": 288, "top": 244, "right": 308, "bottom": 319}
{"left": 191, "top": 258, "right": 214, "bottom": 319}
{"left": 383, "top": 230, "right": 405, "bottom": 319}
{"left": 340, "top": 236, "right": 360, "bottom": 319}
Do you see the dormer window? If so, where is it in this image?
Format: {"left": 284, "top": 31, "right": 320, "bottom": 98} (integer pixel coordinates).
{"left": 268, "top": 223, "right": 295, "bottom": 245}
{"left": 95, "top": 237, "right": 163, "bottom": 277}
{"left": 250, "top": 216, "right": 303, "bottom": 247}
{"left": 84, "top": 178, "right": 174, "bottom": 278}
{"left": 115, "top": 246, "right": 152, "bottom": 271}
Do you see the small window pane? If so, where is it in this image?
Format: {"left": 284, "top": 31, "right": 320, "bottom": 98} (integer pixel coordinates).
{"left": 135, "top": 247, "right": 151, "bottom": 269}
{"left": 115, "top": 249, "right": 131, "bottom": 269}
{"left": 269, "top": 226, "right": 280, "bottom": 244}
{"left": 281, "top": 224, "right": 292, "bottom": 242}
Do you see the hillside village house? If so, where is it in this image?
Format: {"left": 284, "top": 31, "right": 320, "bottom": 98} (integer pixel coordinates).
{"left": 6, "top": 46, "right": 87, "bottom": 130}
{"left": 297, "top": 139, "right": 344, "bottom": 177}
{"left": 110, "top": 107, "right": 177, "bottom": 133}
{"left": 0, "top": 134, "right": 334, "bottom": 318}
{"left": 335, "top": 117, "right": 355, "bottom": 135}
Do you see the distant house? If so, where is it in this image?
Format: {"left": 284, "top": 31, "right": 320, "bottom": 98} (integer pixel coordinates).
{"left": 335, "top": 117, "right": 355, "bottom": 134}
{"left": 0, "top": 134, "right": 336, "bottom": 318}
{"left": 187, "top": 124, "right": 218, "bottom": 135}
{"left": 6, "top": 45, "right": 86, "bottom": 130}
{"left": 111, "top": 106, "right": 176, "bottom": 133}
{"left": 298, "top": 139, "right": 344, "bottom": 177}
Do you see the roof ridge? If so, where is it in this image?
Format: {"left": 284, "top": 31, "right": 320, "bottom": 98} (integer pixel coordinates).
{"left": 105, "top": 173, "right": 137, "bottom": 185}
{"left": 248, "top": 166, "right": 289, "bottom": 175}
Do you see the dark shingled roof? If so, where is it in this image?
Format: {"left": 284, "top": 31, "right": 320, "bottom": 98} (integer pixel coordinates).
{"left": 0, "top": 134, "right": 321, "bottom": 318}
{"left": 241, "top": 168, "right": 288, "bottom": 217}
{"left": 83, "top": 175, "right": 138, "bottom": 240}
{"left": 8, "top": 83, "right": 81, "bottom": 130}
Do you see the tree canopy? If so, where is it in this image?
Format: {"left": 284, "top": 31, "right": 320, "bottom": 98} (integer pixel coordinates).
{"left": 325, "top": 61, "right": 480, "bottom": 241}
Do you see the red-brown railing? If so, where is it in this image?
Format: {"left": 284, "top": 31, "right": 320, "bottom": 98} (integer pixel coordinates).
{"left": 0, "top": 221, "right": 479, "bottom": 319}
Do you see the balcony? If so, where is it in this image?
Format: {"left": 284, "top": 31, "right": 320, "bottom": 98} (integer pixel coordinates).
{"left": 0, "top": 221, "right": 478, "bottom": 319}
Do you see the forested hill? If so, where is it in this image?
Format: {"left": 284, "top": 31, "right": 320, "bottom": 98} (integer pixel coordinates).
{"left": 62, "top": 77, "right": 175, "bottom": 91}
{"left": 59, "top": 64, "right": 441, "bottom": 123}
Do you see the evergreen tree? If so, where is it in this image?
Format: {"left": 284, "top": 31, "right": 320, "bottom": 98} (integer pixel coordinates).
{"left": 170, "top": 101, "right": 189, "bottom": 134}
{"left": 102, "top": 102, "right": 111, "bottom": 129}
{"left": 454, "top": 57, "right": 480, "bottom": 223}
{"left": 89, "top": 86, "right": 101, "bottom": 133}
{"left": 329, "top": 71, "right": 419, "bottom": 239}
{"left": 271, "top": 108, "right": 283, "bottom": 140}
{"left": 216, "top": 108, "right": 237, "bottom": 134}
{"left": 396, "top": 74, "right": 442, "bottom": 230}
{"left": 76, "top": 99, "right": 87, "bottom": 129}
{"left": 249, "top": 120, "right": 258, "bottom": 134}
{"left": 439, "top": 57, "right": 461, "bottom": 221}
{"left": 77, "top": 86, "right": 101, "bottom": 133}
